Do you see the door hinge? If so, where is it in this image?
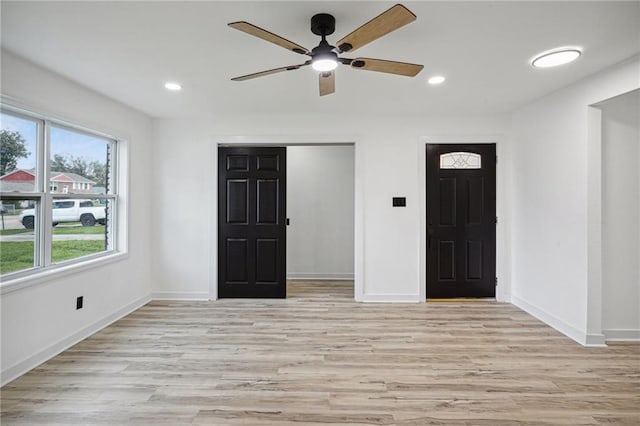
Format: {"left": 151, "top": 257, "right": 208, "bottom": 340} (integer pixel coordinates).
{"left": 495, "top": 277, "right": 498, "bottom": 287}
{"left": 495, "top": 216, "right": 498, "bottom": 224}
{"left": 496, "top": 155, "right": 498, "bottom": 164}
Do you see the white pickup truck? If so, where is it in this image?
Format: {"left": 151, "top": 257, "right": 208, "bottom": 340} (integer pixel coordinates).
{"left": 19, "top": 199, "right": 106, "bottom": 229}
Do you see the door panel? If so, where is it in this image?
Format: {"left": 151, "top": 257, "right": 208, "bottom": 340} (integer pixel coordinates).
{"left": 466, "top": 177, "right": 484, "bottom": 225}
{"left": 219, "top": 147, "right": 286, "bottom": 298}
{"left": 427, "top": 144, "right": 496, "bottom": 298}
{"left": 257, "top": 155, "right": 280, "bottom": 171}
{"left": 227, "top": 155, "right": 249, "bottom": 171}
{"left": 226, "top": 239, "right": 249, "bottom": 283}
{"left": 466, "top": 240, "right": 483, "bottom": 280}
{"left": 256, "top": 239, "right": 278, "bottom": 283}
{"left": 257, "top": 179, "right": 279, "bottom": 224}
{"left": 438, "top": 241, "right": 456, "bottom": 280}
{"left": 439, "top": 178, "right": 456, "bottom": 226}
{"left": 227, "top": 180, "right": 248, "bottom": 223}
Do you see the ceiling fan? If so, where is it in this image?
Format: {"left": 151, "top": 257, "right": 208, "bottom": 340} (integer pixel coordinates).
{"left": 228, "top": 4, "right": 424, "bottom": 96}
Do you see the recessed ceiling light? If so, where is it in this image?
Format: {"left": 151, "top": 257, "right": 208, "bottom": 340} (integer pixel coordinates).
{"left": 164, "top": 82, "right": 182, "bottom": 91}
{"left": 531, "top": 47, "right": 582, "bottom": 68}
{"left": 428, "top": 75, "right": 446, "bottom": 85}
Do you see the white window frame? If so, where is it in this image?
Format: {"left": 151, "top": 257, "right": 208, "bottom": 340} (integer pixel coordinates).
{"left": 1, "top": 104, "right": 125, "bottom": 286}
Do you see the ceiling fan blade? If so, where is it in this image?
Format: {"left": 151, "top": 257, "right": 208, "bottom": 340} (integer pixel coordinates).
{"left": 319, "top": 71, "right": 335, "bottom": 96}
{"left": 336, "top": 4, "right": 416, "bottom": 53}
{"left": 229, "top": 21, "right": 309, "bottom": 55}
{"left": 231, "top": 63, "right": 309, "bottom": 81}
{"left": 350, "top": 57, "right": 423, "bottom": 77}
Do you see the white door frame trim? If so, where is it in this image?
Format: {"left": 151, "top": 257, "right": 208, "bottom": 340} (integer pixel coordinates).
{"left": 587, "top": 88, "right": 640, "bottom": 345}
{"left": 418, "top": 134, "right": 509, "bottom": 302}
{"left": 209, "top": 135, "right": 364, "bottom": 301}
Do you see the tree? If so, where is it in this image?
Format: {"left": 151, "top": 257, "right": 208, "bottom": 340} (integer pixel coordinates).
{"left": 90, "top": 161, "right": 107, "bottom": 187}
{"left": 0, "top": 129, "right": 29, "bottom": 175}
{"left": 68, "top": 156, "right": 90, "bottom": 177}
{"left": 50, "top": 154, "right": 107, "bottom": 187}
{"left": 51, "top": 154, "right": 69, "bottom": 172}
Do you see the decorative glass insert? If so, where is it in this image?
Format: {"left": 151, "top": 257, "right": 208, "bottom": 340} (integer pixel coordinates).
{"left": 440, "top": 152, "right": 482, "bottom": 169}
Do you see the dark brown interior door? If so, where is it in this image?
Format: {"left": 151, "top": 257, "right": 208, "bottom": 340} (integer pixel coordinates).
{"left": 426, "top": 144, "right": 496, "bottom": 298}
{"left": 218, "top": 147, "right": 286, "bottom": 298}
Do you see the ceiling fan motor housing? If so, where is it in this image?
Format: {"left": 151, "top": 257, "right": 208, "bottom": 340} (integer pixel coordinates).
{"left": 311, "top": 13, "right": 335, "bottom": 36}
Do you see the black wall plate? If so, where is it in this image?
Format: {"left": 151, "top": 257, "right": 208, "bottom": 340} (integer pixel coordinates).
{"left": 393, "top": 197, "right": 406, "bottom": 207}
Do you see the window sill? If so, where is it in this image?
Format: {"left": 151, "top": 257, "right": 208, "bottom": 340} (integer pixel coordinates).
{"left": 0, "top": 251, "right": 128, "bottom": 295}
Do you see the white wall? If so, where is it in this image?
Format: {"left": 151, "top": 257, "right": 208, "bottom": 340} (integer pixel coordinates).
{"left": 0, "top": 50, "right": 154, "bottom": 385}
{"left": 600, "top": 90, "right": 640, "bottom": 340}
{"left": 150, "top": 114, "right": 508, "bottom": 302}
{"left": 286, "top": 146, "right": 354, "bottom": 280}
{"left": 510, "top": 56, "right": 640, "bottom": 345}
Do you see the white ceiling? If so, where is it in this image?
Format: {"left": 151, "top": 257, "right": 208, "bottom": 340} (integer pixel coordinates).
{"left": 1, "top": 1, "right": 639, "bottom": 118}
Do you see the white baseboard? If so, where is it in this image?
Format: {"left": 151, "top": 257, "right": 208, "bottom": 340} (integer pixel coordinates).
{"left": 511, "top": 295, "right": 593, "bottom": 346}
{"left": 287, "top": 273, "right": 354, "bottom": 280}
{"left": 151, "top": 291, "right": 210, "bottom": 300}
{"left": 585, "top": 333, "right": 607, "bottom": 347}
{"left": 1, "top": 294, "right": 151, "bottom": 387}
{"left": 362, "top": 293, "right": 421, "bottom": 303}
{"left": 603, "top": 328, "right": 640, "bottom": 341}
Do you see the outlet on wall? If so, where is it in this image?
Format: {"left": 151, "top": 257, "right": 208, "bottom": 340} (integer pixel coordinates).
{"left": 76, "top": 296, "right": 83, "bottom": 310}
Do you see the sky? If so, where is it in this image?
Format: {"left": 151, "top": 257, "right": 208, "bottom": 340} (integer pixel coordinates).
{"left": 1, "top": 112, "right": 108, "bottom": 172}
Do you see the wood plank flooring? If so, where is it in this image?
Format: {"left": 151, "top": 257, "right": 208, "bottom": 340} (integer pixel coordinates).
{"left": 2, "top": 280, "right": 639, "bottom": 425}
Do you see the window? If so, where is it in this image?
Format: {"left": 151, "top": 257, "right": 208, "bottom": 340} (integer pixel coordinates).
{"left": 0, "top": 106, "right": 121, "bottom": 280}
{"left": 440, "top": 152, "right": 482, "bottom": 169}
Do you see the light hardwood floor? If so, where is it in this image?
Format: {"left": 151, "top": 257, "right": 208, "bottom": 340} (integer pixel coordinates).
{"left": 1, "top": 281, "right": 639, "bottom": 425}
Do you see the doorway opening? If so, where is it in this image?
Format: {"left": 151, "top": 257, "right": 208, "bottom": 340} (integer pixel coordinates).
{"left": 590, "top": 89, "right": 640, "bottom": 342}
{"left": 286, "top": 145, "right": 355, "bottom": 299}
{"left": 215, "top": 141, "right": 358, "bottom": 301}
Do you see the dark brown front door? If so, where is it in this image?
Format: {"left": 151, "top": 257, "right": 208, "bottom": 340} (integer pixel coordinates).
{"left": 426, "top": 144, "right": 496, "bottom": 298}
{"left": 218, "top": 147, "right": 286, "bottom": 298}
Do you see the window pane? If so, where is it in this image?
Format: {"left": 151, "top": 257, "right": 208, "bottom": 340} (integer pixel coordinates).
{"left": 0, "top": 198, "right": 39, "bottom": 275}
{"left": 50, "top": 127, "right": 111, "bottom": 195}
{"left": 0, "top": 112, "right": 38, "bottom": 192}
{"left": 440, "top": 152, "right": 482, "bottom": 169}
{"left": 51, "top": 198, "right": 112, "bottom": 264}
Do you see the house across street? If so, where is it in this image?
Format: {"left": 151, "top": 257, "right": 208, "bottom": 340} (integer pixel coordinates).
{"left": 0, "top": 169, "right": 99, "bottom": 194}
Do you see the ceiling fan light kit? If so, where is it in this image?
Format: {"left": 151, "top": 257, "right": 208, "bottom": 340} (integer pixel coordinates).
{"left": 228, "top": 4, "right": 424, "bottom": 96}
{"left": 310, "top": 14, "right": 339, "bottom": 72}
{"left": 312, "top": 57, "right": 338, "bottom": 72}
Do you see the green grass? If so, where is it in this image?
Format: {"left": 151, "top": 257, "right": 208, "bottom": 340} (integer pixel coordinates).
{"left": 0, "top": 241, "right": 35, "bottom": 274}
{"left": 52, "top": 240, "right": 107, "bottom": 263}
{"left": 0, "top": 225, "right": 106, "bottom": 236}
{"left": 0, "top": 228, "right": 31, "bottom": 236}
{"left": 53, "top": 225, "right": 106, "bottom": 235}
{"left": 0, "top": 240, "right": 106, "bottom": 275}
